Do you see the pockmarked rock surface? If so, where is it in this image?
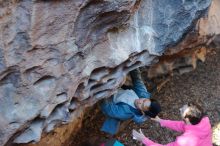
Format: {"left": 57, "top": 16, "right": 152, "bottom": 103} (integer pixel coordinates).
{"left": 0, "top": 0, "right": 212, "bottom": 146}
{"left": 147, "top": 0, "right": 220, "bottom": 79}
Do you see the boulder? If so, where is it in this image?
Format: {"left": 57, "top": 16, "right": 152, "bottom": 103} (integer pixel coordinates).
{"left": 0, "top": 0, "right": 213, "bottom": 146}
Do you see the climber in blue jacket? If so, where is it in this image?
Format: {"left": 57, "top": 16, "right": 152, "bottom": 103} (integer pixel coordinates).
{"left": 101, "top": 69, "right": 161, "bottom": 135}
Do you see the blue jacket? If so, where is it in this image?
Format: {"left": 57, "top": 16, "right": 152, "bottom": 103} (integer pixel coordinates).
{"left": 101, "top": 101, "right": 148, "bottom": 135}
{"left": 101, "top": 69, "right": 151, "bottom": 135}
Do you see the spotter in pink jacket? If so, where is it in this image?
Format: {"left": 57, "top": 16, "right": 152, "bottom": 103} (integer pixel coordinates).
{"left": 142, "top": 117, "right": 212, "bottom": 146}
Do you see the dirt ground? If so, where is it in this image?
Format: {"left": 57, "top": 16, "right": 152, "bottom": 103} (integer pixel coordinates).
{"left": 71, "top": 46, "right": 220, "bottom": 146}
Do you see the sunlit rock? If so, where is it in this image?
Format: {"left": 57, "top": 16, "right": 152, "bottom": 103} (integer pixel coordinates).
{"left": 0, "top": 0, "right": 212, "bottom": 146}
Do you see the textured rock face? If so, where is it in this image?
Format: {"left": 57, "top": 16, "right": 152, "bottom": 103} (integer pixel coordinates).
{"left": 198, "top": 0, "right": 220, "bottom": 36}
{"left": 0, "top": 0, "right": 211, "bottom": 146}
{"left": 146, "top": 0, "right": 220, "bottom": 79}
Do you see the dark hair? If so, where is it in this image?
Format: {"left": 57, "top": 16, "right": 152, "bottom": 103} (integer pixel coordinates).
{"left": 184, "top": 102, "right": 205, "bottom": 125}
{"left": 144, "top": 99, "right": 161, "bottom": 118}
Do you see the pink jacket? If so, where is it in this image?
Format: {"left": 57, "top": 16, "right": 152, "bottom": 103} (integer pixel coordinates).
{"left": 142, "top": 117, "right": 212, "bottom": 146}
